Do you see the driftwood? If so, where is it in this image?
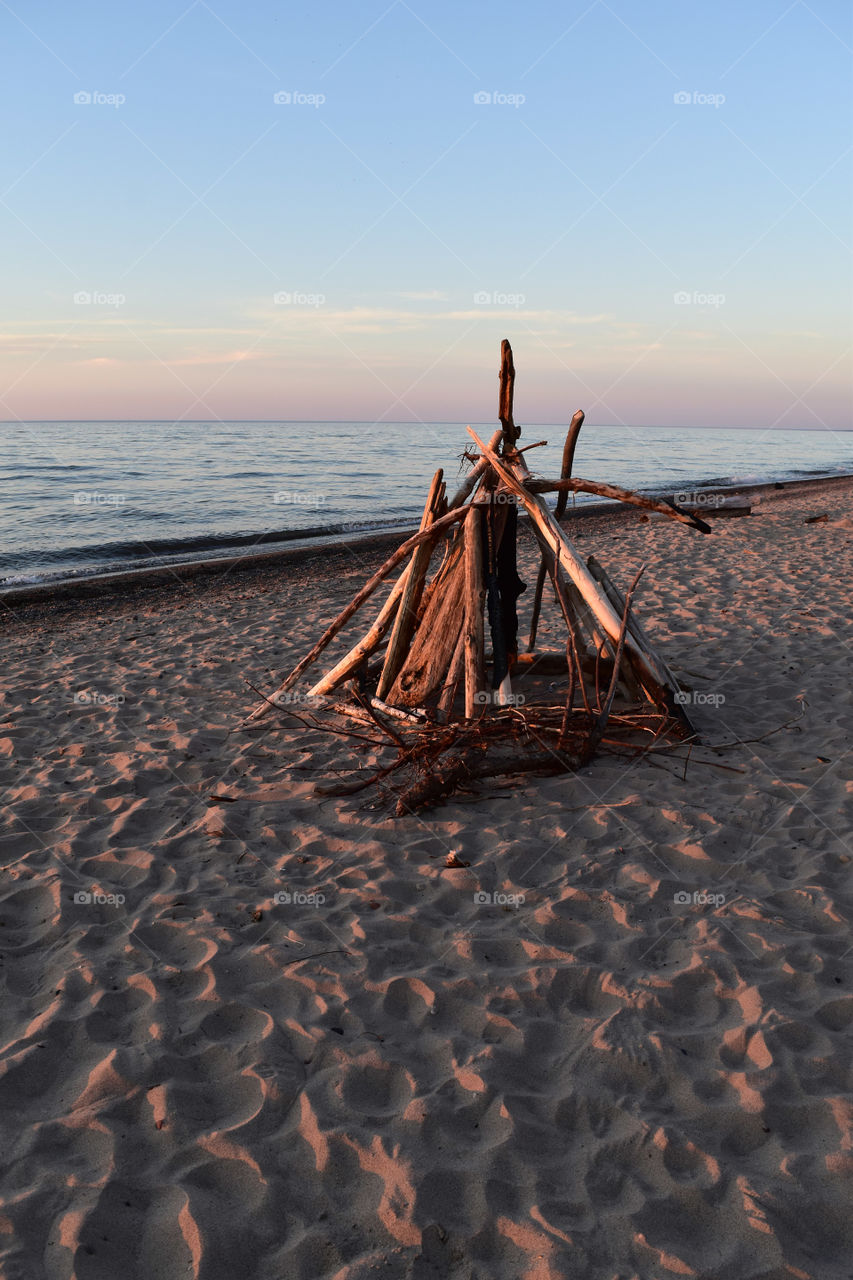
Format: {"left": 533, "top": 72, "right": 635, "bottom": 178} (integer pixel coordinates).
{"left": 247, "top": 506, "right": 467, "bottom": 720}
{"left": 556, "top": 410, "right": 585, "bottom": 519}
{"left": 448, "top": 428, "right": 502, "bottom": 508}
{"left": 244, "top": 338, "right": 710, "bottom": 812}
{"left": 525, "top": 478, "right": 712, "bottom": 533}
{"left": 388, "top": 550, "right": 467, "bottom": 707}
{"left": 463, "top": 505, "right": 486, "bottom": 718}
{"left": 376, "top": 469, "right": 444, "bottom": 699}
{"left": 467, "top": 428, "right": 686, "bottom": 717}
{"left": 395, "top": 740, "right": 592, "bottom": 815}
{"left": 437, "top": 628, "right": 466, "bottom": 721}
{"left": 528, "top": 409, "right": 586, "bottom": 650}
{"left": 498, "top": 338, "right": 520, "bottom": 450}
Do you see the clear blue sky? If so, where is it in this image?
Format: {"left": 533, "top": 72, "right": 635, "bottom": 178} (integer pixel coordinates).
{"left": 1, "top": 0, "right": 850, "bottom": 426}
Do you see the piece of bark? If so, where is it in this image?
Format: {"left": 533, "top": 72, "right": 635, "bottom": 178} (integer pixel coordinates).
{"left": 387, "top": 553, "right": 467, "bottom": 707}
{"left": 437, "top": 628, "right": 466, "bottom": 722}
{"left": 463, "top": 505, "right": 486, "bottom": 719}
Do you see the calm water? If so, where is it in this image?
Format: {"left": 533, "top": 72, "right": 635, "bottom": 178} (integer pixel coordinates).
{"left": 1, "top": 420, "right": 851, "bottom": 586}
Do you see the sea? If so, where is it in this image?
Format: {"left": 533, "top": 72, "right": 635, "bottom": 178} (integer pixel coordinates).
{"left": 1, "top": 420, "right": 851, "bottom": 588}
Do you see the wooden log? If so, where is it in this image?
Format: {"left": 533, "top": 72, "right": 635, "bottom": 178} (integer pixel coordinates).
{"left": 376, "top": 469, "right": 444, "bottom": 700}
{"left": 555, "top": 410, "right": 585, "bottom": 519}
{"left": 525, "top": 477, "right": 712, "bottom": 533}
{"left": 395, "top": 739, "right": 593, "bottom": 815}
{"left": 498, "top": 338, "right": 520, "bottom": 450}
{"left": 246, "top": 506, "right": 467, "bottom": 720}
{"left": 528, "top": 409, "right": 585, "bottom": 650}
{"left": 437, "top": 628, "right": 466, "bottom": 721}
{"left": 466, "top": 428, "right": 683, "bottom": 715}
{"left": 387, "top": 552, "right": 467, "bottom": 707}
{"left": 463, "top": 505, "right": 486, "bottom": 719}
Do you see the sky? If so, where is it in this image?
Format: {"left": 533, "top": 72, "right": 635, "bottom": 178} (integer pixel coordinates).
{"left": 0, "top": 0, "right": 851, "bottom": 427}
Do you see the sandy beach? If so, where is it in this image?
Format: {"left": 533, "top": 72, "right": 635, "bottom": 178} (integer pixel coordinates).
{"left": 2, "top": 476, "right": 853, "bottom": 1280}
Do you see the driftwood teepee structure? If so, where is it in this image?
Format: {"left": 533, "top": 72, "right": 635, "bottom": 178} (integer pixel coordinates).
{"left": 245, "top": 341, "right": 711, "bottom": 812}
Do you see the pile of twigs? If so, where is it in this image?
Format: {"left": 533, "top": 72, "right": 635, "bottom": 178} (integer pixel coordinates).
{"left": 253, "top": 695, "right": 688, "bottom": 815}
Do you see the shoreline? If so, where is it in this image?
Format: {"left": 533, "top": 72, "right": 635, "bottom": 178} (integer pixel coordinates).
{"left": 3, "top": 471, "right": 852, "bottom": 613}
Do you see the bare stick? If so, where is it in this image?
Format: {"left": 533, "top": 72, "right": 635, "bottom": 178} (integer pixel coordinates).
{"left": 593, "top": 567, "right": 645, "bottom": 743}
{"left": 463, "top": 505, "right": 486, "bottom": 719}
{"left": 528, "top": 409, "right": 585, "bottom": 650}
{"left": 376, "top": 469, "right": 444, "bottom": 700}
{"left": 247, "top": 506, "right": 467, "bottom": 721}
{"left": 555, "top": 409, "right": 585, "bottom": 519}
{"left": 498, "top": 338, "right": 520, "bottom": 451}
{"left": 525, "top": 477, "right": 711, "bottom": 533}
{"left": 351, "top": 684, "right": 407, "bottom": 749}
